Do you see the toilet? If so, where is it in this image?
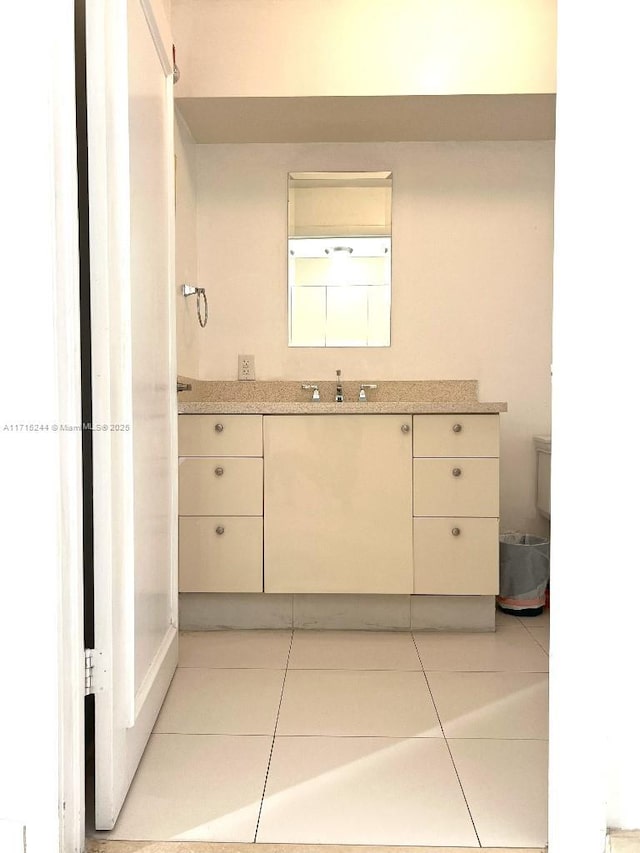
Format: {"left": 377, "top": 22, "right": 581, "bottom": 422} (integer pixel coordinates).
{"left": 533, "top": 435, "right": 551, "bottom": 520}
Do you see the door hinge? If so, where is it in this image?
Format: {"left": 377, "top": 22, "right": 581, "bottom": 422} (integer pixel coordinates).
{"left": 85, "top": 648, "right": 106, "bottom": 695}
{"left": 85, "top": 648, "right": 95, "bottom": 695}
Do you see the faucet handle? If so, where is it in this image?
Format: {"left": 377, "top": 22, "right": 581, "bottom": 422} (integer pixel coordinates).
{"left": 301, "top": 383, "right": 320, "bottom": 401}
{"left": 358, "top": 383, "right": 378, "bottom": 402}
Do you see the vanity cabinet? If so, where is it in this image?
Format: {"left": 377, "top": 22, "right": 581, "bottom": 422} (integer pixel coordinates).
{"left": 413, "top": 415, "right": 500, "bottom": 595}
{"left": 263, "top": 415, "right": 413, "bottom": 593}
{"left": 178, "top": 415, "right": 263, "bottom": 592}
{"left": 177, "top": 411, "right": 501, "bottom": 597}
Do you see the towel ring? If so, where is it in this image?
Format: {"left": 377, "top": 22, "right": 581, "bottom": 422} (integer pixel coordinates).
{"left": 182, "top": 284, "right": 209, "bottom": 328}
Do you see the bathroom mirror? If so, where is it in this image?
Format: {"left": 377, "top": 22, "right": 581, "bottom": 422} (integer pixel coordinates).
{"left": 288, "top": 171, "right": 392, "bottom": 347}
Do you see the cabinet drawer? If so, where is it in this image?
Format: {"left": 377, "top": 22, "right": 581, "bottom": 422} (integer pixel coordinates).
{"left": 179, "top": 457, "right": 263, "bottom": 515}
{"left": 413, "top": 458, "right": 499, "bottom": 517}
{"left": 179, "top": 516, "right": 263, "bottom": 592}
{"left": 414, "top": 517, "right": 498, "bottom": 594}
{"left": 178, "top": 414, "right": 263, "bottom": 457}
{"left": 413, "top": 414, "right": 499, "bottom": 458}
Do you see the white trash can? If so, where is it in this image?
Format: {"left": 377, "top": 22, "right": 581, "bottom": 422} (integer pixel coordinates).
{"left": 497, "top": 533, "right": 550, "bottom": 617}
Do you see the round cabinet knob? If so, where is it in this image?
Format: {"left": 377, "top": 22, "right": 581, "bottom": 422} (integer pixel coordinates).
{"left": 452, "top": 467, "right": 462, "bottom": 477}
{"left": 451, "top": 527, "right": 461, "bottom": 536}
{"left": 452, "top": 423, "right": 462, "bottom": 433}
{"left": 215, "top": 466, "right": 224, "bottom": 476}
{"left": 401, "top": 423, "right": 411, "bottom": 433}
{"left": 216, "top": 525, "right": 225, "bottom": 535}
{"left": 215, "top": 423, "right": 224, "bottom": 433}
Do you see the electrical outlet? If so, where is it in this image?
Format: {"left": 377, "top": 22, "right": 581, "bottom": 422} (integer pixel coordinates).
{"left": 238, "top": 354, "right": 255, "bottom": 381}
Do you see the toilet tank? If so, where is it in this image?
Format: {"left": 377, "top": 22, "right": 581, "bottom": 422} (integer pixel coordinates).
{"left": 533, "top": 435, "right": 551, "bottom": 519}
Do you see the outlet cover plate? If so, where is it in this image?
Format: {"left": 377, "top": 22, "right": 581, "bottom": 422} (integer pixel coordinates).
{"left": 238, "top": 354, "right": 255, "bottom": 380}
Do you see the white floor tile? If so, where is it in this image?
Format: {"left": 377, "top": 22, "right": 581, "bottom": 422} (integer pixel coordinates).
{"left": 257, "top": 736, "right": 479, "bottom": 846}
{"left": 102, "top": 733, "right": 272, "bottom": 841}
{"left": 276, "top": 669, "right": 442, "bottom": 737}
{"left": 428, "top": 671, "right": 549, "bottom": 739}
{"left": 102, "top": 627, "right": 551, "bottom": 846}
{"left": 414, "top": 629, "right": 549, "bottom": 672}
{"left": 288, "top": 630, "right": 421, "bottom": 670}
{"left": 154, "top": 668, "right": 285, "bottom": 734}
{"left": 522, "top": 625, "right": 550, "bottom": 653}
{"left": 179, "top": 630, "right": 292, "bottom": 669}
{"left": 449, "top": 738, "right": 548, "bottom": 848}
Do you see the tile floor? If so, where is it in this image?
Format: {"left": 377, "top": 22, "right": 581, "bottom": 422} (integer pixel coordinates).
{"left": 93, "top": 609, "right": 549, "bottom": 848}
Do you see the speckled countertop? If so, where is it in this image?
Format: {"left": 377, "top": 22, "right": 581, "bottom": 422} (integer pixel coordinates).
{"left": 177, "top": 379, "right": 507, "bottom": 414}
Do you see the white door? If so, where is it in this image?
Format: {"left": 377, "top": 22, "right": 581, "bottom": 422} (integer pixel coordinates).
{"left": 86, "top": 0, "right": 178, "bottom": 829}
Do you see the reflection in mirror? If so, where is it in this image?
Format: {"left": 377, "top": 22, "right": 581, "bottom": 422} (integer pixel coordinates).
{"left": 288, "top": 171, "right": 392, "bottom": 347}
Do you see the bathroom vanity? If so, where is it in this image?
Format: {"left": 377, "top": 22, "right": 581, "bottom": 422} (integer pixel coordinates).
{"left": 177, "top": 380, "right": 506, "bottom": 630}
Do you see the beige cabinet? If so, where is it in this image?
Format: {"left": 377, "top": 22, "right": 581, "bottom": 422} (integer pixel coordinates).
{"left": 414, "top": 517, "right": 499, "bottom": 594}
{"left": 178, "top": 457, "right": 263, "bottom": 516}
{"left": 413, "top": 458, "right": 499, "bottom": 517}
{"left": 178, "top": 414, "right": 263, "bottom": 456}
{"left": 179, "top": 516, "right": 263, "bottom": 592}
{"left": 178, "top": 411, "right": 501, "bottom": 597}
{"left": 413, "top": 414, "right": 499, "bottom": 457}
{"left": 264, "top": 415, "right": 413, "bottom": 593}
{"left": 413, "top": 414, "right": 500, "bottom": 595}
{"left": 178, "top": 414, "right": 264, "bottom": 593}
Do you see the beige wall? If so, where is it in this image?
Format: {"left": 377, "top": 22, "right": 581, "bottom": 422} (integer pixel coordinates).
{"left": 161, "top": 0, "right": 172, "bottom": 26}
{"left": 172, "top": 0, "right": 556, "bottom": 98}
{"left": 191, "top": 140, "right": 553, "bottom": 533}
{"left": 175, "top": 111, "right": 200, "bottom": 377}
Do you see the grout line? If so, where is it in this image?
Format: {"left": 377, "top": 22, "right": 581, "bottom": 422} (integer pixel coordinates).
{"left": 152, "top": 731, "right": 274, "bottom": 738}
{"left": 285, "top": 666, "right": 425, "bottom": 672}
{"left": 255, "top": 733, "right": 447, "bottom": 739}
{"left": 411, "top": 631, "right": 482, "bottom": 848}
{"left": 178, "top": 665, "right": 290, "bottom": 670}
{"left": 421, "top": 667, "right": 549, "bottom": 674}
{"left": 150, "top": 730, "right": 549, "bottom": 741}
{"left": 253, "top": 628, "right": 294, "bottom": 842}
{"left": 246, "top": 733, "right": 549, "bottom": 741}
{"left": 517, "top": 619, "right": 550, "bottom": 656}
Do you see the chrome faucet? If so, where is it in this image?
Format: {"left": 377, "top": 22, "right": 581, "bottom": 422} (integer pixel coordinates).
{"left": 335, "top": 370, "right": 344, "bottom": 402}
{"left": 358, "top": 383, "right": 377, "bottom": 402}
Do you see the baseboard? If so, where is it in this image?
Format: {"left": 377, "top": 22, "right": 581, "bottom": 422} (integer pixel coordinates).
{"left": 178, "top": 593, "right": 496, "bottom": 632}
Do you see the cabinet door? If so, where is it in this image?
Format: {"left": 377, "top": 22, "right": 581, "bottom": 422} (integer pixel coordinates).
{"left": 264, "top": 415, "right": 413, "bottom": 593}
